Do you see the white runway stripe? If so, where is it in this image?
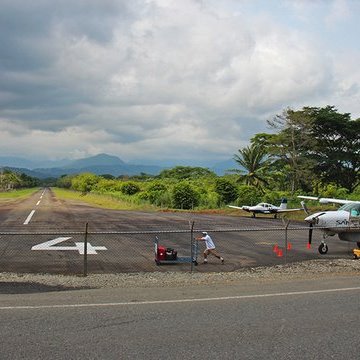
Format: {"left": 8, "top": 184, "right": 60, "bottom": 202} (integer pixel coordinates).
{"left": 23, "top": 210, "right": 35, "bottom": 225}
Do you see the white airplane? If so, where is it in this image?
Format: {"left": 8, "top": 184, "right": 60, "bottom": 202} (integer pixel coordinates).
{"left": 228, "top": 198, "right": 303, "bottom": 218}
{"left": 298, "top": 196, "right": 360, "bottom": 254}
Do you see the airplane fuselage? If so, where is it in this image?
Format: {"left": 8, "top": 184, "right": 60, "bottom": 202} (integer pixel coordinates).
{"left": 305, "top": 210, "right": 360, "bottom": 241}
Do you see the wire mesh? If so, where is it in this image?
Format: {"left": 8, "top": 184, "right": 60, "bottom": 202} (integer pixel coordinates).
{"left": 0, "top": 222, "right": 357, "bottom": 275}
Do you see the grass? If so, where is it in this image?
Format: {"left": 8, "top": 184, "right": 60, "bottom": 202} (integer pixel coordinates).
{"left": 52, "top": 188, "right": 330, "bottom": 221}
{"left": 0, "top": 188, "right": 40, "bottom": 202}
{"left": 52, "top": 188, "right": 335, "bottom": 221}
{"left": 52, "top": 188, "right": 158, "bottom": 211}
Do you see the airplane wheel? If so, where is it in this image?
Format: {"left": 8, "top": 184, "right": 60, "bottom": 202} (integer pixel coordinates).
{"left": 357, "top": 242, "right": 360, "bottom": 248}
{"left": 318, "top": 243, "right": 328, "bottom": 255}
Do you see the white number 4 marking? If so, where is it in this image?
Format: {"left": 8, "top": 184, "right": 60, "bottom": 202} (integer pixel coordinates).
{"left": 31, "top": 237, "right": 107, "bottom": 254}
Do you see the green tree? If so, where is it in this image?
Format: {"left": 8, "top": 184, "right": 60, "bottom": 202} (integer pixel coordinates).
{"left": 71, "top": 173, "right": 99, "bottom": 194}
{"left": 307, "top": 106, "right": 360, "bottom": 192}
{"left": 235, "top": 185, "right": 263, "bottom": 206}
{"left": 56, "top": 174, "right": 74, "bottom": 189}
{"left": 121, "top": 182, "right": 141, "bottom": 195}
{"left": 159, "top": 166, "right": 215, "bottom": 180}
{"left": 0, "top": 169, "right": 21, "bottom": 190}
{"left": 267, "top": 107, "right": 316, "bottom": 193}
{"left": 266, "top": 105, "right": 360, "bottom": 193}
{"left": 214, "top": 178, "right": 238, "bottom": 204}
{"left": 172, "top": 182, "right": 200, "bottom": 209}
{"left": 232, "top": 143, "right": 271, "bottom": 189}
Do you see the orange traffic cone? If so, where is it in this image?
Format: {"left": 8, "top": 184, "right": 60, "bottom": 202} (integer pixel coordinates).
{"left": 287, "top": 242, "right": 292, "bottom": 250}
{"left": 277, "top": 248, "right": 283, "bottom": 257}
{"left": 307, "top": 243, "right": 311, "bottom": 249}
{"left": 273, "top": 244, "right": 279, "bottom": 253}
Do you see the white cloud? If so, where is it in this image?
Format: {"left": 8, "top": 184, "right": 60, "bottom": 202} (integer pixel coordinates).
{"left": 0, "top": 0, "right": 359, "bottom": 164}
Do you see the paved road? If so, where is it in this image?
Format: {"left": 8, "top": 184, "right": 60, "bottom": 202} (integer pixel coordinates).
{"left": 1, "top": 275, "right": 360, "bottom": 359}
{"left": 0, "top": 188, "right": 354, "bottom": 274}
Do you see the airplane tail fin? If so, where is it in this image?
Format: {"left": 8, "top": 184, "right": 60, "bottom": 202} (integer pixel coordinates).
{"left": 279, "top": 198, "right": 287, "bottom": 210}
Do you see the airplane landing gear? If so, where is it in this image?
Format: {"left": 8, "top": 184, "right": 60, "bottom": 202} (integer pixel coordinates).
{"left": 318, "top": 242, "right": 328, "bottom": 255}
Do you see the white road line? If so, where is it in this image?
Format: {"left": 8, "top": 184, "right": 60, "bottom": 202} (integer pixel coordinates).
{"left": 36, "top": 200, "right": 41, "bottom": 206}
{"left": 1, "top": 286, "right": 360, "bottom": 311}
{"left": 23, "top": 210, "right": 35, "bottom": 225}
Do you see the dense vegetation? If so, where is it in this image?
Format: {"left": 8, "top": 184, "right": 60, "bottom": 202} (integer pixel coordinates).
{"left": 0, "top": 168, "right": 40, "bottom": 191}
{"left": 2, "top": 105, "right": 359, "bottom": 210}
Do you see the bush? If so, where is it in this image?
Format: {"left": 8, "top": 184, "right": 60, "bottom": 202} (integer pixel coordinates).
{"left": 121, "top": 182, "right": 141, "bottom": 195}
{"left": 172, "top": 182, "right": 200, "bottom": 209}
{"left": 71, "top": 173, "right": 99, "bottom": 193}
{"left": 236, "top": 185, "right": 262, "bottom": 206}
{"left": 215, "top": 178, "right": 238, "bottom": 204}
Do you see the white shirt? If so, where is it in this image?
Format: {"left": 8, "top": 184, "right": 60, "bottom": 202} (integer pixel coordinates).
{"left": 202, "top": 234, "right": 215, "bottom": 249}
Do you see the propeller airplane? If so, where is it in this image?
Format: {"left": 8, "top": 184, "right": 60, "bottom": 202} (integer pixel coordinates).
{"left": 228, "top": 198, "right": 303, "bottom": 218}
{"left": 298, "top": 196, "right": 360, "bottom": 254}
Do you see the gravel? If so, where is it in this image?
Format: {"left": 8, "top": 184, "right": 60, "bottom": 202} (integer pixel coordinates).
{"left": 1, "top": 259, "right": 360, "bottom": 293}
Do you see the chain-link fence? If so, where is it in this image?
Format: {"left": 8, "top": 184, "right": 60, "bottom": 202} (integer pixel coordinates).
{"left": 0, "top": 220, "right": 356, "bottom": 275}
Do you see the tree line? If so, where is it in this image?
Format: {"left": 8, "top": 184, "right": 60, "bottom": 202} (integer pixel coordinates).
{"left": 0, "top": 168, "right": 40, "bottom": 191}
{"left": 234, "top": 105, "right": 359, "bottom": 194}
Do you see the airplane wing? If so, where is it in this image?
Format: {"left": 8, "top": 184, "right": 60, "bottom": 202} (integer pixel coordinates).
{"left": 228, "top": 205, "right": 243, "bottom": 210}
{"left": 276, "top": 208, "right": 303, "bottom": 213}
{"left": 227, "top": 205, "right": 251, "bottom": 212}
{"left": 298, "top": 196, "right": 359, "bottom": 205}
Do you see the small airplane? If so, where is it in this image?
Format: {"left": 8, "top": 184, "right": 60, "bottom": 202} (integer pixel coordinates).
{"left": 228, "top": 198, "right": 303, "bottom": 218}
{"left": 298, "top": 195, "right": 360, "bottom": 254}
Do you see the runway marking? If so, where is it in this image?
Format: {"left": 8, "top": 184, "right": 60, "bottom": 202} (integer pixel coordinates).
{"left": 23, "top": 210, "right": 35, "bottom": 225}
{"left": 36, "top": 200, "right": 41, "bottom": 206}
{"left": 32, "top": 237, "right": 107, "bottom": 254}
{"left": 1, "top": 286, "right": 360, "bottom": 311}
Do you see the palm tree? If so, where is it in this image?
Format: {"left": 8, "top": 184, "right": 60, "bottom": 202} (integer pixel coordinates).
{"left": 232, "top": 144, "right": 271, "bottom": 188}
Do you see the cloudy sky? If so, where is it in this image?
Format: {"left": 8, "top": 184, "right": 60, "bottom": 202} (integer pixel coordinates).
{"left": 1, "top": 0, "right": 359, "bottom": 166}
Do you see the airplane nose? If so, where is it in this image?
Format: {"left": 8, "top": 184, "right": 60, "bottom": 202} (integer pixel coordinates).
{"left": 304, "top": 212, "right": 326, "bottom": 225}
{"left": 305, "top": 215, "right": 316, "bottom": 224}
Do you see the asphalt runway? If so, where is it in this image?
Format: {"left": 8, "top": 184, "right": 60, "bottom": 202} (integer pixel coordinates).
{"left": 0, "top": 188, "right": 354, "bottom": 274}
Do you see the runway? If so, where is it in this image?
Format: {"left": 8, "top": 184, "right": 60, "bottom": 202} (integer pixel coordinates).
{"left": 0, "top": 188, "right": 354, "bottom": 274}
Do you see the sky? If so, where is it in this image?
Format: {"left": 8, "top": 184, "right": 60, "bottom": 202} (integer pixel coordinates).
{"left": 1, "top": 0, "right": 360, "bottom": 166}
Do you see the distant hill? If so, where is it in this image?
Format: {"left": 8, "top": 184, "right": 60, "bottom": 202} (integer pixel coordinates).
{"left": 64, "top": 153, "right": 125, "bottom": 169}
{"left": 0, "top": 153, "right": 237, "bottom": 178}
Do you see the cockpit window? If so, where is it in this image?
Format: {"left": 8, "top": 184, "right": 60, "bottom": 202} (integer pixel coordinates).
{"left": 339, "top": 203, "right": 360, "bottom": 217}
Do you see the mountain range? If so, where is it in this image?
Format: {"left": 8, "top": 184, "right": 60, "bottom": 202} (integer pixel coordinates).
{"left": 0, "top": 154, "right": 237, "bottom": 179}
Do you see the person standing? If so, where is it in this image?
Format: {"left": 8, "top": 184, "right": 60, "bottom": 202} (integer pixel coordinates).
{"left": 196, "top": 231, "right": 224, "bottom": 264}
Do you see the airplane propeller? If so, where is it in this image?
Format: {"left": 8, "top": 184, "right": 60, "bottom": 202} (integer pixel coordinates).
{"left": 305, "top": 212, "right": 326, "bottom": 249}
{"left": 301, "top": 201, "right": 310, "bottom": 215}
{"left": 308, "top": 222, "right": 313, "bottom": 247}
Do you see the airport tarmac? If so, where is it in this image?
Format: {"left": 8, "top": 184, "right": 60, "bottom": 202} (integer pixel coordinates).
{"left": 0, "top": 188, "right": 353, "bottom": 274}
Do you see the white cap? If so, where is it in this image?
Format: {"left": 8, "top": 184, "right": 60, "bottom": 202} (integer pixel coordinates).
{"left": 202, "top": 231, "right": 207, "bottom": 235}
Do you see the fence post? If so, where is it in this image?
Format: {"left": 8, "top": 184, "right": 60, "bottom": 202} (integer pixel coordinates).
{"left": 284, "top": 219, "right": 290, "bottom": 264}
{"left": 83, "top": 222, "right": 88, "bottom": 277}
{"left": 190, "top": 220, "right": 195, "bottom": 272}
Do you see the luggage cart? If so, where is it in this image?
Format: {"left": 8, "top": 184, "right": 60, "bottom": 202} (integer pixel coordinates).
{"left": 154, "top": 236, "right": 198, "bottom": 266}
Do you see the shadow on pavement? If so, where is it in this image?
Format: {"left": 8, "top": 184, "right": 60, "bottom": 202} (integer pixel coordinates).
{"left": 0, "top": 281, "right": 92, "bottom": 294}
